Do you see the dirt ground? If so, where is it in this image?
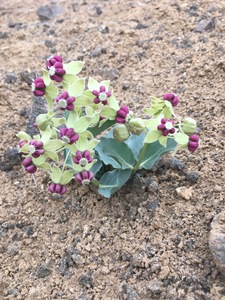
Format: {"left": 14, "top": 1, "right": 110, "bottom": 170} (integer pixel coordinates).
{"left": 0, "top": 0, "right": 225, "bottom": 299}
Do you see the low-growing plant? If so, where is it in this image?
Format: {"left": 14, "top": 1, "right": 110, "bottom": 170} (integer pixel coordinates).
{"left": 17, "top": 55, "right": 200, "bottom": 198}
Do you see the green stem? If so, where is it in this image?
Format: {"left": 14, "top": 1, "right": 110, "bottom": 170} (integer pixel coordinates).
{"left": 91, "top": 178, "right": 99, "bottom": 187}
{"left": 132, "top": 143, "right": 148, "bottom": 174}
{"left": 62, "top": 149, "right": 71, "bottom": 172}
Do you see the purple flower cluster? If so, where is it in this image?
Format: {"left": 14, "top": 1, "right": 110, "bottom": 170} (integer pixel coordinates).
{"left": 188, "top": 134, "right": 199, "bottom": 152}
{"left": 60, "top": 127, "right": 79, "bottom": 144}
{"left": 28, "top": 140, "right": 45, "bottom": 158}
{"left": 56, "top": 91, "right": 75, "bottom": 111}
{"left": 46, "top": 55, "right": 66, "bottom": 82}
{"left": 92, "top": 86, "right": 111, "bottom": 105}
{"left": 32, "top": 78, "right": 46, "bottom": 96}
{"left": 22, "top": 157, "right": 37, "bottom": 174}
{"left": 157, "top": 118, "right": 175, "bottom": 136}
{"left": 116, "top": 106, "right": 129, "bottom": 123}
{"left": 73, "top": 150, "right": 93, "bottom": 167}
{"left": 49, "top": 183, "right": 67, "bottom": 195}
{"left": 163, "top": 93, "right": 179, "bottom": 107}
{"left": 76, "top": 170, "right": 94, "bottom": 184}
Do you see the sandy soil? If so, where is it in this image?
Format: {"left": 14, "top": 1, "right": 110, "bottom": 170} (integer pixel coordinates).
{"left": 0, "top": 0, "right": 225, "bottom": 299}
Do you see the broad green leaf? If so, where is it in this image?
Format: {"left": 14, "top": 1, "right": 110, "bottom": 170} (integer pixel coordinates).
{"left": 88, "top": 77, "right": 99, "bottom": 91}
{"left": 62, "top": 74, "right": 79, "bottom": 86}
{"left": 143, "top": 119, "right": 159, "bottom": 130}
{"left": 100, "top": 107, "right": 117, "bottom": 119}
{"left": 100, "top": 138, "right": 136, "bottom": 170}
{"left": 125, "top": 131, "right": 146, "bottom": 160}
{"left": 36, "top": 162, "right": 51, "bottom": 170}
{"left": 144, "top": 130, "right": 161, "bottom": 143}
{"left": 45, "top": 151, "right": 59, "bottom": 162}
{"left": 98, "top": 169, "right": 132, "bottom": 198}
{"left": 41, "top": 126, "right": 52, "bottom": 143}
{"left": 87, "top": 139, "right": 100, "bottom": 151}
{"left": 33, "top": 155, "right": 46, "bottom": 165}
{"left": 95, "top": 142, "right": 121, "bottom": 169}
{"left": 73, "top": 136, "right": 88, "bottom": 151}
{"left": 50, "top": 165, "right": 62, "bottom": 183}
{"left": 144, "top": 108, "right": 159, "bottom": 116}
{"left": 75, "top": 94, "right": 93, "bottom": 106}
{"left": 139, "top": 139, "right": 177, "bottom": 170}
{"left": 60, "top": 170, "right": 74, "bottom": 185}
{"left": 90, "top": 159, "right": 102, "bottom": 176}
{"left": 45, "top": 95, "right": 54, "bottom": 111}
{"left": 162, "top": 106, "right": 172, "bottom": 119}
{"left": 44, "top": 140, "right": 63, "bottom": 151}
{"left": 66, "top": 110, "right": 79, "bottom": 128}
{"left": 159, "top": 135, "right": 168, "bottom": 147}
{"left": 63, "top": 61, "right": 84, "bottom": 75}
{"left": 17, "top": 131, "right": 30, "bottom": 141}
{"left": 69, "top": 78, "right": 85, "bottom": 97}
{"left": 73, "top": 116, "right": 93, "bottom": 132}
{"left": 174, "top": 132, "right": 189, "bottom": 145}
{"left": 42, "top": 69, "right": 51, "bottom": 85}
{"left": 45, "top": 84, "right": 58, "bottom": 99}
{"left": 107, "top": 94, "right": 119, "bottom": 110}
{"left": 52, "top": 117, "right": 66, "bottom": 127}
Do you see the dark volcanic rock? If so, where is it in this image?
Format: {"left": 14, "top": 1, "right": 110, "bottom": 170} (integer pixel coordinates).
{"left": 194, "top": 18, "right": 216, "bottom": 33}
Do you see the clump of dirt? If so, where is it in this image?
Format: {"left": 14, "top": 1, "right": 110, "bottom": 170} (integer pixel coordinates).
{"left": 0, "top": 0, "right": 225, "bottom": 299}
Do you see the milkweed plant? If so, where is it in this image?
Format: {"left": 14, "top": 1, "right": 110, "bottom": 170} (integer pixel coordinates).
{"left": 17, "top": 56, "right": 200, "bottom": 198}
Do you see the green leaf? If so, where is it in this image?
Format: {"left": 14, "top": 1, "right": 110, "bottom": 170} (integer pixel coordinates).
{"left": 139, "top": 139, "right": 177, "bottom": 170}
{"left": 68, "top": 78, "right": 85, "bottom": 97}
{"left": 45, "top": 95, "right": 54, "bottom": 111}
{"left": 95, "top": 142, "right": 121, "bottom": 169}
{"left": 144, "top": 108, "right": 158, "bottom": 116}
{"left": 60, "top": 170, "right": 74, "bottom": 185}
{"left": 52, "top": 117, "right": 66, "bottom": 127}
{"left": 36, "top": 162, "right": 51, "bottom": 170}
{"left": 50, "top": 165, "right": 62, "bottom": 183}
{"left": 62, "top": 74, "right": 79, "bottom": 85}
{"left": 44, "top": 140, "right": 63, "bottom": 151}
{"left": 45, "top": 84, "right": 58, "bottom": 99}
{"left": 88, "top": 119, "right": 116, "bottom": 137}
{"left": 144, "top": 130, "right": 161, "bottom": 143}
{"left": 159, "top": 135, "right": 168, "bottom": 147}
{"left": 100, "top": 138, "right": 136, "bottom": 170}
{"left": 100, "top": 107, "right": 117, "bottom": 119}
{"left": 75, "top": 94, "right": 93, "bottom": 106}
{"left": 88, "top": 77, "right": 99, "bottom": 91}
{"left": 66, "top": 110, "right": 79, "bottom": 128}
{"left": 63, "top": 61, "right": 84, "bottom": 75}
{"left": 33, "top": 155, "right": 46, "bottom": 165}
{"left": 41, "top": 126, "right": 52, "bottom": 143}
{"left": 73, "top": 116, "right": 93, "bottom": 132}
{"left": 125, "top": 131, "right": 146, "bottom": 160}
{"left": 98, "top": 169, "right": 132, "bottom": 198}
{"left": 19, "top": 144, "right": 29, "bottom": 154}
{"left": 45, "top": 151, "right": 59, "bottom": 162}
{"left": 90, "top": 159, "right": 102, "bottom": 176}
{"left": 17, "top": 131, "right": 31, "bottom": 141}
{"left": 42, "top": 69, "right": 51, "bottom": 86}
{"left": 174, "top": 132, "right": 189, "bottom": 145}
{"left": 107, "top": 94, "right": 120, "bottom": 110}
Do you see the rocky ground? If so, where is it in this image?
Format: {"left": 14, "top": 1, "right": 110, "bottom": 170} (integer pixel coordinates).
{"left": 0, "top": 0, "right": 225, "bottom": 299}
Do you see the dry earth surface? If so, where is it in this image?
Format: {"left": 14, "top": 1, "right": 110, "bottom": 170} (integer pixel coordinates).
{"left": 0, "top": 0, "right": 225, "bottom": 299}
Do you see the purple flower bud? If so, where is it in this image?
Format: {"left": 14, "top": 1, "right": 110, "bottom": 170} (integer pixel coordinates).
{"left": 49, "top": 182, "right": 67, "bottom": 195}
{"left": 22, "top": 157, "right": 37, "bottom": 174}
{"left": 92, "top": 85, "right": 111, "bottom": 105}
{"left": 60, "top": 127, "right": 79, "bottom": 144}
{"left": 157, "top": 118, "right": 175, "bottom": 136}
{"left": 56, "top": 92, "right": 75, "bottom": 111}
{"left": 28, "top": 139, "right": 45, "bottom": 158}
{"left": 163, "top": 93, "right": 179, "bottom": 107}
{"left": 48, "top": 61, "right": 66, "bottom": 82}
{"left": 46, "top": 55, "right": 63, "bottom": 69}
{"left": 32, "top": 78, "right": 46, "bottom": 97}
{"left": 76, "top": 170, "right": 94, "bottom": 185}
{"left": 116, "top": 106, "right": 130, "bottom": 123}
{"left": 188, "top": 134, "right": 200, "bottom": 152}
{"left": 73, "top": 150, "right": 93, "bottom": 167}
